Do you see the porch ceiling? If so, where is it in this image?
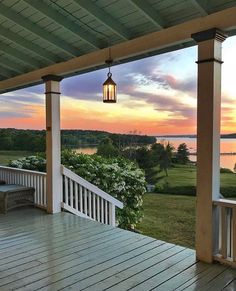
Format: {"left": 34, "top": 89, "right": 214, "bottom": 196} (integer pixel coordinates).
{"left": 0, "top": 0, "right": 236, "bottom": 93}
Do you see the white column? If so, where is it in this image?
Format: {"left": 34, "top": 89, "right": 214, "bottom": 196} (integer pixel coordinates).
{"left": 192, "top": 29, "right": 226, "bottom": 263}
{"left": 42, "top": 74, "right": 63, "bottom": 214}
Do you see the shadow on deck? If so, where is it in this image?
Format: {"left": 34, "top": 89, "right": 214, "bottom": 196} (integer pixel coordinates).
{"left": 0, "top": 207, "right": 236, "bottom": 291}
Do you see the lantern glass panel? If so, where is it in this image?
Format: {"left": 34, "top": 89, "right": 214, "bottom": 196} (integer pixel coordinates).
{"left": 103, "top": 74, "right": 117, "bottom": 103}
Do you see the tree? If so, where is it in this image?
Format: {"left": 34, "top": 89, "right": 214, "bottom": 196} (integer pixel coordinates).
{"left": 135, "top": 146, "right": 153, "bottom": 169}
{"left": 175, "top": 143, "right": 190, "bottom": 164}
{"left": 158, "top": 142, "right": 174, "bottom": 176}
{"left": 150, "top": 142, "right": 164, "bottom": 164}
{"left": 97, "top": 137, "right": 120, "bottom": 158}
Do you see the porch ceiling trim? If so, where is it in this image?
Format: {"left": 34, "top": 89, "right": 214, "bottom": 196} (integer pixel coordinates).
{"left": 0, "top": 6, "right": 236, "bottom": 93}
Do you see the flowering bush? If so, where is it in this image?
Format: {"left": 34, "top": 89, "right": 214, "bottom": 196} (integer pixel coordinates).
{"left": 9, "top": 155, "right": 46, "bottom": 172}
{"left": 9, "top": 150, "right": 146, "bottom": 229}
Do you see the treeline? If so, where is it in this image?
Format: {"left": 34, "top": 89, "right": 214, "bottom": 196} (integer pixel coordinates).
{"left": 0, "top": 128, "right": 156, "bottom": 152}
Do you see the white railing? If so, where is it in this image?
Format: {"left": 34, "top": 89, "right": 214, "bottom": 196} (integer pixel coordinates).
{"left": 0, "top": 166, "right": 47, "bottom": 209}
{"left": 213, "top": 199, "right": 236, "bottom": 266}
{"left": 61, "top": 165, "right": 123, "bottom": 226}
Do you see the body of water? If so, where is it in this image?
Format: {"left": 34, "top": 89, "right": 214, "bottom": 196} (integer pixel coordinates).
{"left": 76, "top": 138, "right": 236, "bottom": 171}
{"left": 156, "top": 137, "right": 236, "bottom": 171}
{"left": 75, "top": 146, "right": 97, "bottom": 155}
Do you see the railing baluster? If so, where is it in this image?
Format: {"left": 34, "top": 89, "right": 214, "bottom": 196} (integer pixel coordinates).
{"left": 70, "top": 179, "right": 74, "bottom": 208}
{"left": 105, "top": 200, "right": 108, "bottom": 224}
{"left": 64, "top": 176, "right": 69, "bottom": 204}
{"left": 97, "top": 196, "right": 100, "bottom": 222}
{"left": 88, "top": 191, "right": 92, "bottom": 218}
{"left": 75, "top": 183, "right": 78, "bottom": 211}
{"left": 101, "top": 198, "right": 104, "bottom": 224}
{"left": 84, "top": 188, "right": 87, "bottom": 215}
{"left": 221, "top": 206, "right": 227, "bottom": 259}
{"left": 79, "top": 185, "right": 83, "bottom": 213}
{"left": 93, "top": 193, "right": 96, "bottom": 219}
{"left": 109, "top": 203, "right": 115, "bottom": 227}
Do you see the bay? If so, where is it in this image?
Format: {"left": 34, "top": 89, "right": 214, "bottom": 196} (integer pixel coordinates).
{"left": 156, "top": 137, "right": 236, "bottom": 171}
{"left": 75, "top": 138, "right": 236, "bottom": 171}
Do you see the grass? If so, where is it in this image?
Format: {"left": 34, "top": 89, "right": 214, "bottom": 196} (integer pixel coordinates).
{"left": 137, "top": 193, "right": 196, "bottom": 248}
{"left": 139, "top": 164, "right": 236, "bottom": 249}
{"left": 0, "top": 151, "right": 33, "bottom": 165}
{"left": 154, "top": 164, "right": 236, "bottom": 196}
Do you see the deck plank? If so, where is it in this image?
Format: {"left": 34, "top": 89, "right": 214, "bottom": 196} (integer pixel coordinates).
{"left": 153, "top": 261, "right": 210, "bottom": 290}
{"left": 0, "top": 208, "right": 235, "bottom": 291}
{"left": 176, "top": 264, "right": 230, "bottom": 290}
{"left": 13, "top": 237, "right": 161, "bottom": 291}
{"left": 91, "top": 249, "right": 194, "bottom": 291}
{"left": 198, "top": 268, "right": 236, "bottom": 291}
{"left": 43, "top": 242, "right": 175, "bottom": 291}
{"left": 0, "top": 229, "right": 136, "bottom": 283}
{"left": 224, "top": 278, "right": 236, "bottom": 290}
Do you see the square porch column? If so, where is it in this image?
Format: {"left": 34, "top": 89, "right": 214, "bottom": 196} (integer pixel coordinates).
{"left": 42, "top": 74, "right": 63, "bottom": 214}
{"left": 192, "top": 29, "right": 227, "bottom": 263}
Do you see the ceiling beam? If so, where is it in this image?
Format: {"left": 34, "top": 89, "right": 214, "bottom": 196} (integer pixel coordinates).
{"left": 191, "top": 0, "right": 208, "bottom": 16}
{"left": 0, "top": 3, "right": 80, "bottom": 57}
{"left": 0, "top": 43, "right": 43, "bottom": 69}
{"left": 24, "top": 0, "right": 106, "bottom": 49}
{"left": 0, "top": 65, "right": 14, "bottom": 79}
{"left": 0, "top": 57, "right": 26, "bottom": 74}
{"left": 0, "top": 26, "right": 60, "bottom": 64}
{"left": 0, "top": 6, "right": 236, "bottom": 93}
{"left": 73, "top": 0, "right": 131, "bottom": 40}
{"left": 129, "top": 0, "right": 165, "bottom": 29}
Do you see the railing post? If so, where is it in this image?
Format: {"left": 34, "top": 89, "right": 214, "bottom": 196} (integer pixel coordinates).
{"left": 42, "top": 74, "right": 63, "bottom": 214}
{"left": 192, "top": 29, "right": 227, "bottom": 263}
{"left": 109, "top": 203, "right": 116, "bottom": 227}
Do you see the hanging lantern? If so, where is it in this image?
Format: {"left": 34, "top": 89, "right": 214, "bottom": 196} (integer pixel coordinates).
{"left": 103, "top": 58, "right": 117, "bottom": 103}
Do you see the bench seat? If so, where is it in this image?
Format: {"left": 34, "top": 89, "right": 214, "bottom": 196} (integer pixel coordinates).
{"left": 0, "top": 184, "right": 35, "bottom": 214}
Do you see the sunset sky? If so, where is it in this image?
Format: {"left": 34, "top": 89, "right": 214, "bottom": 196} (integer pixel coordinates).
{"left": 1, "top": 35, "right": 236, "bottom": 135}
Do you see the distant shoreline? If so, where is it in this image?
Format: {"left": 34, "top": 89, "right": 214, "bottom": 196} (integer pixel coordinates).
{"left": 156, "top": 135, "right": 236, "bottom": 139}
{"left": 190, "top": 152, "right": 236, "bottom": 156}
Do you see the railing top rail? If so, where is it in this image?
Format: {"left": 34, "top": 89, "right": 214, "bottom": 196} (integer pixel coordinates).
{"left": 213, "top": 198, "right": 236, "bottom": 208}
{"left": 61, "top": 165, "right": 123, "bottom": 209}
{"left": 0, "top": 165, "right": 46, "bottom": 176}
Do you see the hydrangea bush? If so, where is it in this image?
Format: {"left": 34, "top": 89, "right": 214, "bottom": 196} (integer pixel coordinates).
{"left": 9, "top": 150, "right": 146, "bottom": 229}
{"left": 9, "top": 155, "right": 46, "bottom": 172}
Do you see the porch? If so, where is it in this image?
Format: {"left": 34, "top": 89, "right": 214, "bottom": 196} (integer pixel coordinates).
{"left": 0, "top": 207, "right": 235, "bottom": 291}
{"left": 0, "top": 0, "right": 236, "bottom": 282}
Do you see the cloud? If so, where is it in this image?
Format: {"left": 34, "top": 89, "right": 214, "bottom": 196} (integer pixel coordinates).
{"left": 1, "top": 91, "right": 44, "bottom": 105}
{"left": 0, "top": 111, "right": 31, "bottom": 118}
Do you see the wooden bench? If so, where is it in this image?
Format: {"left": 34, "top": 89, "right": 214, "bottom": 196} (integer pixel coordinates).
{"left": 0, "top": 184, "right": 35, "bottom": 214}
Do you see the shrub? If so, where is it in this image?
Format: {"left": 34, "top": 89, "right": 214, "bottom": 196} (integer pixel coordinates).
{"left": 61, "top": 150, "right": 146, "bottom": 229}
{"left": 9, "top": 156, "right": 46, "bottom": 172}
{"left": 220, "top": 168, "right": 233, "bottom": 174}
{"left": 9, "top": 150, "right": 146, "bottom": 230}
{"left": 154, "top": 183, "right": 196, "bottom": 196}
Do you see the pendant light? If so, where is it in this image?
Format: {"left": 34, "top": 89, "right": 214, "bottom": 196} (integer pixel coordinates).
{"left": 103, "top": 49, "right": 117, "bottom": 103}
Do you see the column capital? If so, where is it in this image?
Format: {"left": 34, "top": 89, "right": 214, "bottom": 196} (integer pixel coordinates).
{"left": 42, "top": 75, "right": 62, "bottom": 94}
{"left": 191, "top": 28, "right": 227, "bottom": 43}
{"left": 42, "top": 74, "right": 63, "bottom": 82}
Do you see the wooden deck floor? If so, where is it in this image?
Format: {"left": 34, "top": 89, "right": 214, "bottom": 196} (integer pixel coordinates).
{"left": 0, "top": 208, "right": 236, "bottom": 291}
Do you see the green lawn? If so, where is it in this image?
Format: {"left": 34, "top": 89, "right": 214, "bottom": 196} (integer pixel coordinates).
{"left": 0, "top": 151, "right": 33, "bottom": 165}
{"left": 137, "top": 193, "right": 196, "bottom": 248}
{"left": 154, "top": 164, "right": 236, "bottom": 197}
